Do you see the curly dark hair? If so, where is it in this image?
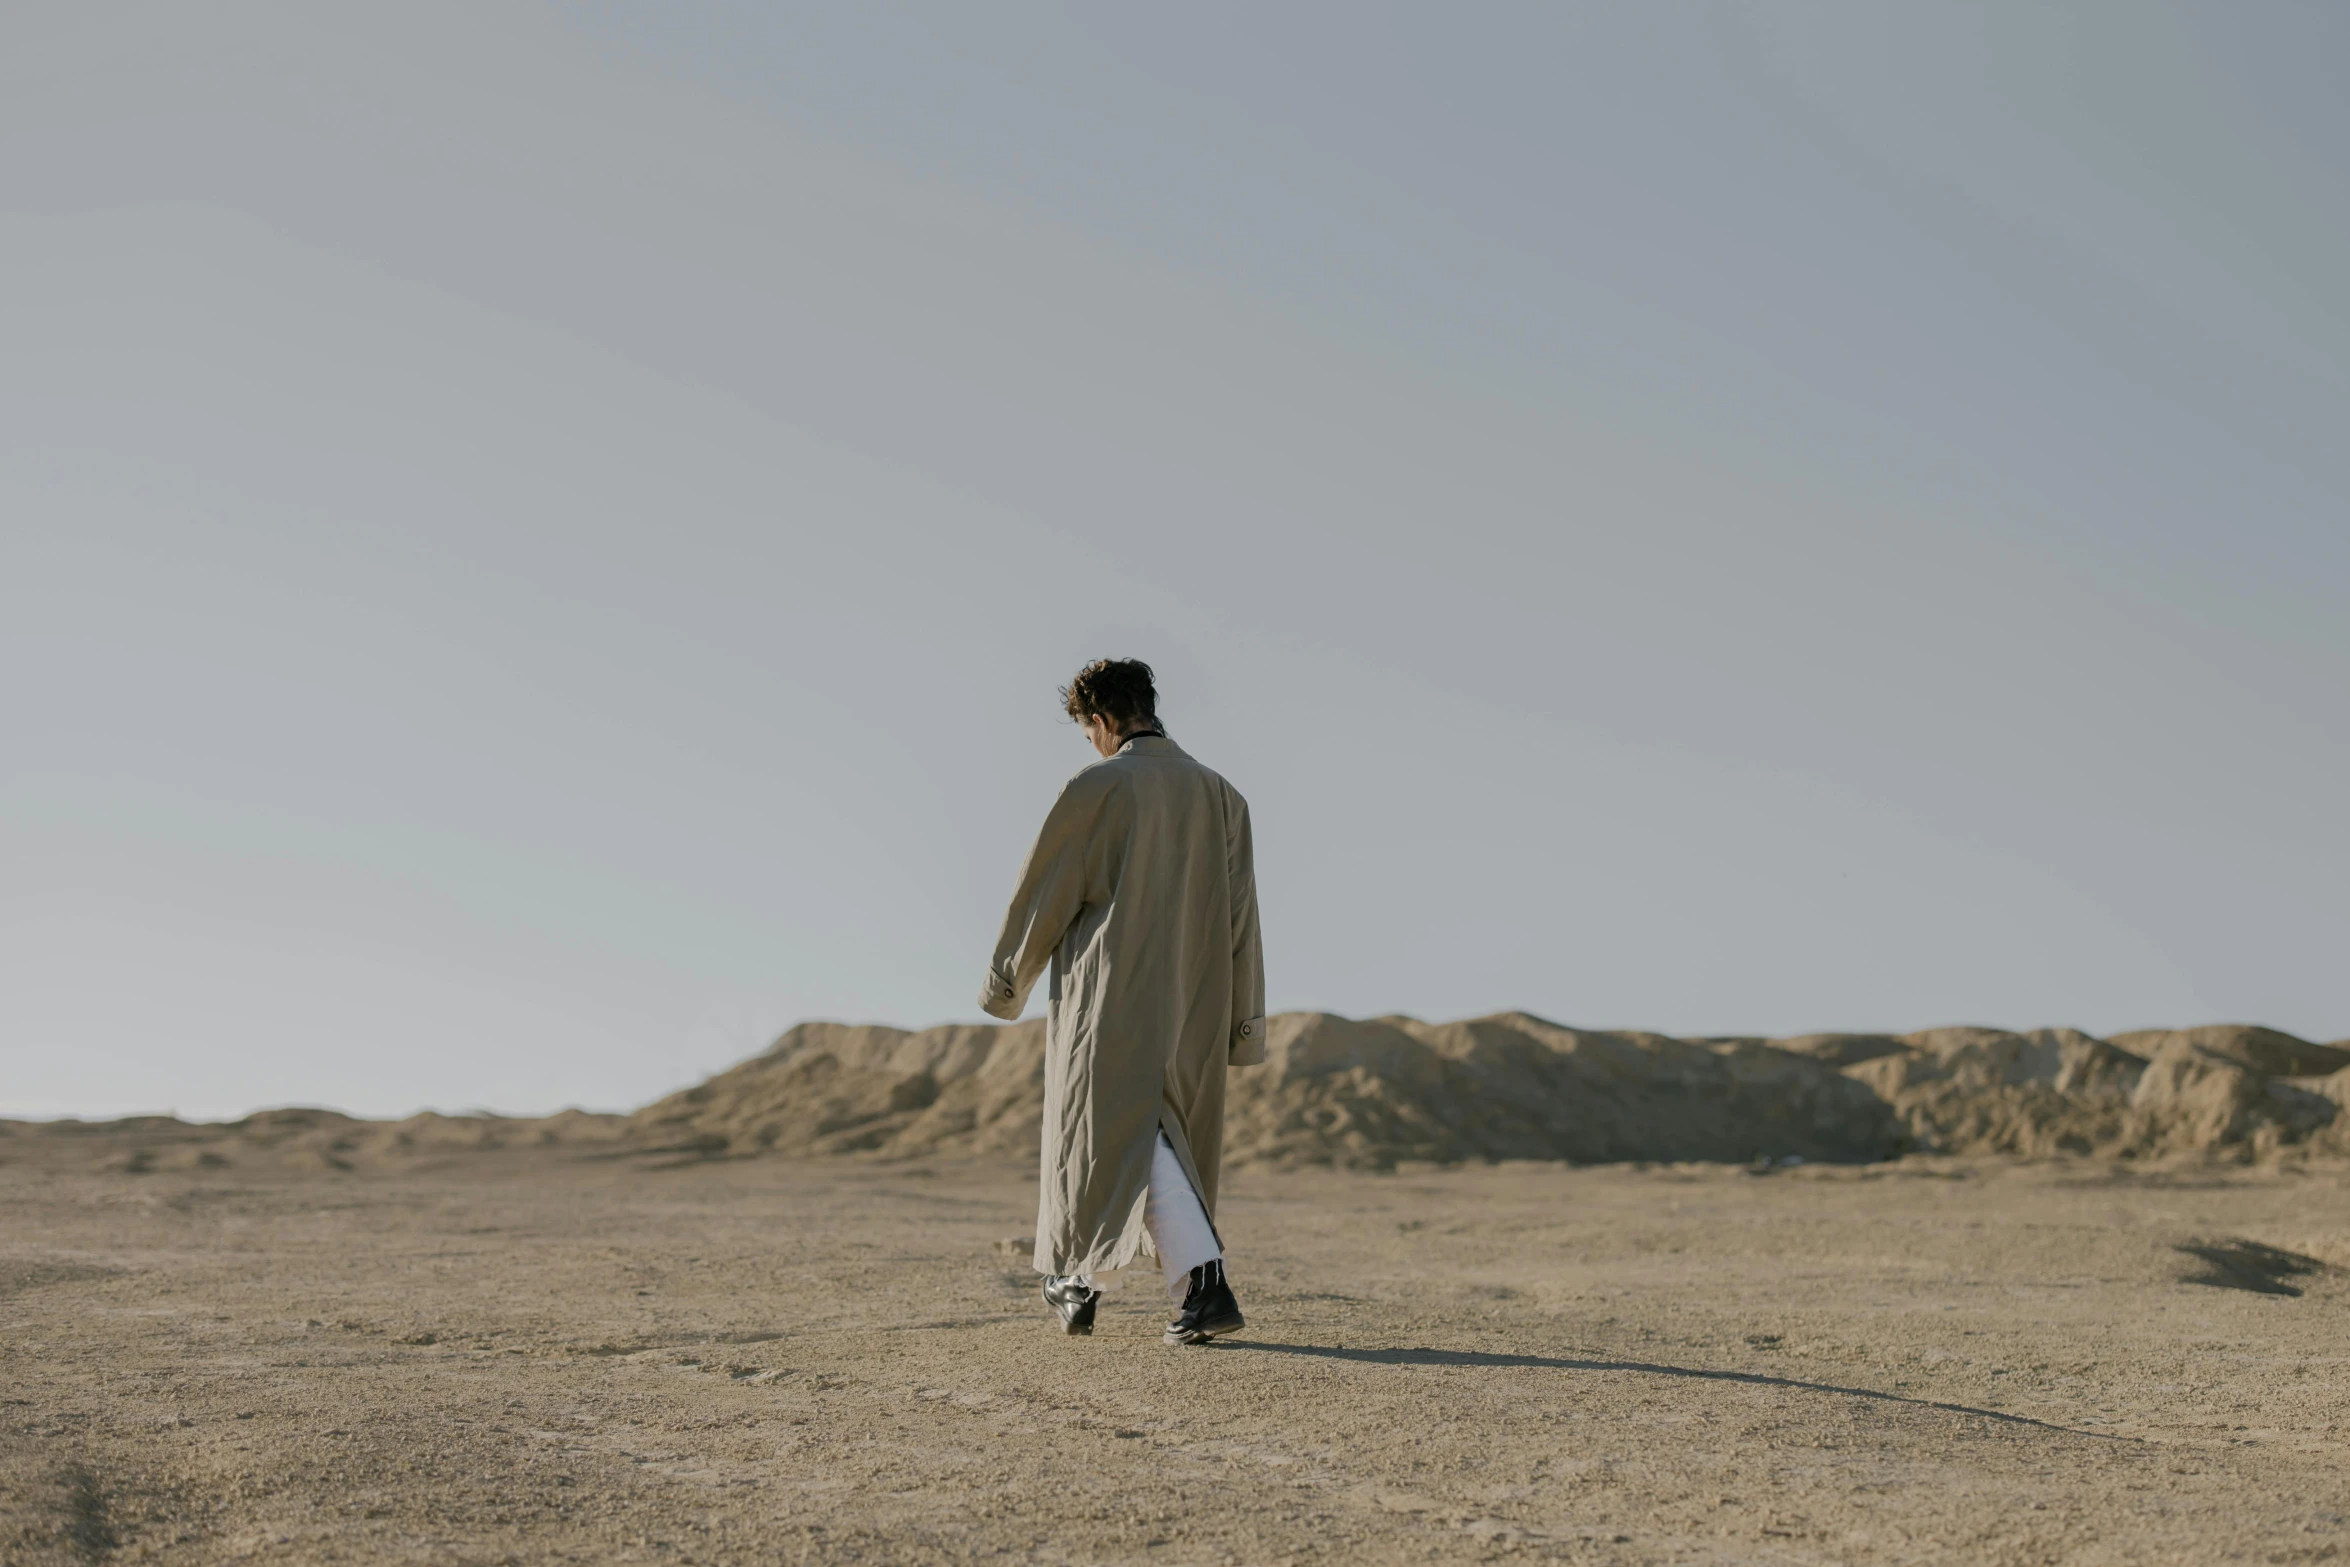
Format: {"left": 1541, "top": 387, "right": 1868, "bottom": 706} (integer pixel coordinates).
{"left": 1060, "top": 658, "right": 1158, "bottom": 731}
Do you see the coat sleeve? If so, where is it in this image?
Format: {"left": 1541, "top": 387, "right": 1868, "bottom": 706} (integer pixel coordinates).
{"left": 1225, "top": 788, "right": 1267, "bottom": 1065}
{"left": 979, "top": 774, "right": 1104, "bottom": 1020}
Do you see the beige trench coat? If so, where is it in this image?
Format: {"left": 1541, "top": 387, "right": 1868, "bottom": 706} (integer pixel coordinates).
{"left": 980, "top": 735, "right": 1265, "bottom": 1277}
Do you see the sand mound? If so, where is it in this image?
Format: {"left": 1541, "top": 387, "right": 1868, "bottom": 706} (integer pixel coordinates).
{"left": 2109, "top": 1024, "right": 2350, "bottom": 1079}
{"left": 1224, "top": 1013, "right": 1906, "bottom": 1166}
{"left": 12, "top": 1017, "right": 2344, "bottom": 1173}
{"left": 1848, "top": 1025, "right": 2348, "bottom": 1162}
{"left": 625, "top": 1021, "right": 1049, "bottom": 1161}
{"left": 616, "top": 1013, "right": 2350, "bottom": 1169}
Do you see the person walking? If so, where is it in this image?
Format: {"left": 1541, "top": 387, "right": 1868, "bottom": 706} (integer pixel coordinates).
{"left": 980, "top": 658, "right": 1266, "bottom": 1345}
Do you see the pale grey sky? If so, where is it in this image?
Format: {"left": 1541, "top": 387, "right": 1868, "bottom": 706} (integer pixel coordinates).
{"left": 3, "top": 2, "right": 2343, "bottom": 1119}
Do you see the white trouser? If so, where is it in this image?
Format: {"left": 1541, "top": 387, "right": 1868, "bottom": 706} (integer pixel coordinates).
{"left": 1143, "top": 1129, "right": 1222, "bottom": 1302}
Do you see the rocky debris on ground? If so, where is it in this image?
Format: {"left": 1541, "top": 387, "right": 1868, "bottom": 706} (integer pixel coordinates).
{"left": 11, "top": 1017, "right": 2346, "bottom": 1172}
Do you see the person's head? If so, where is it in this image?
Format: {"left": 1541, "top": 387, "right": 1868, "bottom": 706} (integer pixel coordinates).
{"left": 1061, "top": 658, "right": 1158, "bottom": 757}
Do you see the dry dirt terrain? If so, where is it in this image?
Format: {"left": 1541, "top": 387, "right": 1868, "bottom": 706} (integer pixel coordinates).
{"left": 4, "top": 1149, "right": 2347, "bottom": 1566}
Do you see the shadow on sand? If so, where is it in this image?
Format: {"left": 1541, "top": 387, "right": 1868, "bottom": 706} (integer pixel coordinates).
{"left": 1216, "top": 1340, "right": 2128, "bottom": 1439}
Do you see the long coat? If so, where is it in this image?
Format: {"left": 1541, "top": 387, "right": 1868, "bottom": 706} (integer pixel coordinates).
{"left": 980, "top": 734, "right": 1265, "bottom": 1277}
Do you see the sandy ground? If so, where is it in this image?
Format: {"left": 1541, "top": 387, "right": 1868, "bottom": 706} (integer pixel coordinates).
{"left": 4, "top": 1151, "right": 2347, "bottom": 1565}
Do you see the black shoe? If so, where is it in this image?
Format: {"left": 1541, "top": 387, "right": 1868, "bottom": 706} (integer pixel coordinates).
{"left": 1164, "top": 1259, "right": 1244, "bottom": 1346}
{"left": 1042, "top": 1275, "right": 1099, "bottom": 1336}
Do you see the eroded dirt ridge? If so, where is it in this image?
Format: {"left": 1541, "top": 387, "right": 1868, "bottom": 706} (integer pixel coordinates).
{"left": 15, "top": 1015, "right": 2348, "bottom": 1173}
